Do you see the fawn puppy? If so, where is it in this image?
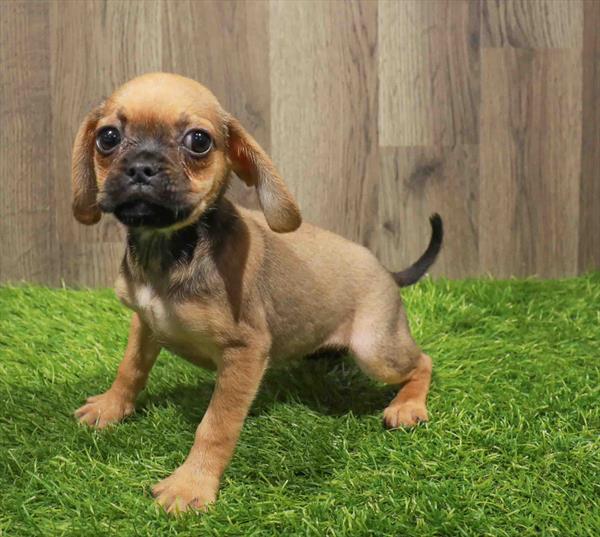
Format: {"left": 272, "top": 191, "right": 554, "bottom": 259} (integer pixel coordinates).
{"left": 72, "top": 73, "right": 443, "bottom": 513}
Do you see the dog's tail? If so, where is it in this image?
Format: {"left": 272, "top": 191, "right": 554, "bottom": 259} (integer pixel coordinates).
{"left": 391, "top": 214, "right": 443, "bottom": 288}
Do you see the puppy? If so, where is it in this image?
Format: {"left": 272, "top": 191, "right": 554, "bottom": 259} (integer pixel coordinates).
{"left": 72, "top": 73, "right": 443, "bottom": 513}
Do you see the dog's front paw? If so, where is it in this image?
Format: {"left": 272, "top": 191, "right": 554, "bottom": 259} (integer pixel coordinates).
{"left": 74, "top": 391, "right": 135, "bottom": 428}
{"left": 152, "top": 464, "right": 218, "bottom": 514}
{"left": 383, "top": 400, "right": 428, "bottom": 429}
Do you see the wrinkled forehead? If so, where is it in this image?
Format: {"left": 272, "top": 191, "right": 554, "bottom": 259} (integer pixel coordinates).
{"left": 101, "top": 74, "right": 226, "bottom": 139}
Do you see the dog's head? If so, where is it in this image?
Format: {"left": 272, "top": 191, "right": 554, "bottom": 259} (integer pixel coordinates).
{"left": 71, "top": 72, "right": 301, "bottom": 232}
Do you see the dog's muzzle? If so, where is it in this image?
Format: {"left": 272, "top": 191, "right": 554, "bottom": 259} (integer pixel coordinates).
{"left": 99, "top": 153, "right": 193, "bottom": 228}
{"left": 112, "top": 198, "right": 187, "bottom": 228}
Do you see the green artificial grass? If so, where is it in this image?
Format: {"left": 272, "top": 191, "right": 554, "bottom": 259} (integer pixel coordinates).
{"left": 0, "top": 276, "right": 599, "bottom": 536}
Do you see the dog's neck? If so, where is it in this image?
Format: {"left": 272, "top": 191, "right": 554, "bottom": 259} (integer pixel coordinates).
{"left": 123, "top": 195, "right": 240, "bottom": 290}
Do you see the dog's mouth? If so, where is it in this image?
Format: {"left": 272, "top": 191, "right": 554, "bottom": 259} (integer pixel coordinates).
{"left": 99, "top": 177, "right": 194, "bottom": 229}
{"left": 113, "top": 199, "right": 191, "bottom": 228}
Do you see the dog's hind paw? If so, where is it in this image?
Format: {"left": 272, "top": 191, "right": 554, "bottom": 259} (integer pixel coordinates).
{"left": 383, "top": 401, "right": 428, "bottom": 429}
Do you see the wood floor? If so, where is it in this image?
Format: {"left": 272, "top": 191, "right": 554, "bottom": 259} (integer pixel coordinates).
{"left": 1, "top": 0, "right": 598, "bottom": 286}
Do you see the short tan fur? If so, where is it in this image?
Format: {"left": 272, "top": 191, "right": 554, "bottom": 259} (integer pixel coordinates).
{"left": 72, "top": 73, "right": 439, "bottom": 514}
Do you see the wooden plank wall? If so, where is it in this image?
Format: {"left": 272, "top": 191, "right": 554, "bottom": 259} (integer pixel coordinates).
{"left": 0, "top": 0, "right": 598, "bottom": 287}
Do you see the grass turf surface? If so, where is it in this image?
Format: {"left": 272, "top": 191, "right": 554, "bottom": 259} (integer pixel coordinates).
{"left": 0, "top": 276, "right": 599, "bottom": 536}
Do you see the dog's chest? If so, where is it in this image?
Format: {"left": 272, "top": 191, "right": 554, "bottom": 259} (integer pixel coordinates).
{"left": 116, "top": 278, "right": 222, "bottom": 366}
{"left": 133, "top": 285, "right": 169, "bottom": 331}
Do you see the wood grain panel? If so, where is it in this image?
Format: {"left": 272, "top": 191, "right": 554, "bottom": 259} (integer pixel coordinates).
{"left": 376, "top": 146, "right": 479, "bottom": 279}
{"left": 50, "top": 0, "right": 162, "bottom": 287}
{"left": 0, "top": 0, "right": 597, "bottom": 285}
{"left": 480, "top": 48, "right": 582, "bottom": 278}
{"left": 579, "top": 0, "right": 600, "bottom": 272}
{"left": 270, "top": 0, "right": 378, "bottom": 245}
{"left": 482, "top": 0, "right": 583, "bottom": 49}
{"left": 379, "top": 0, "right": 479, "bottom": 146}
{"left": 0, "top": 1, "right": 56, "bottom": 284}
{"left": 162, "top": 0, "right": 269, "bottom": 209}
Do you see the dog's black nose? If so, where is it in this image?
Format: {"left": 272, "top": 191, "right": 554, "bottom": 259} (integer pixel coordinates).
{"left": 125, "top": 160, "right": 161, "bottom": 184}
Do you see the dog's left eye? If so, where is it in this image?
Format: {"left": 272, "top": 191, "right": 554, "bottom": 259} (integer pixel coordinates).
{"left": 183, "top": 130, "right": 212, "bottom": 156}
{"left": 96, "top": 127, "right": 121, "bottom": 154}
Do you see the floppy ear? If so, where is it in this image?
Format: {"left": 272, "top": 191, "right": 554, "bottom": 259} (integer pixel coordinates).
{"left": 71, "top": 108, "right": 102, "bottom": 225}
{"left": 226, "top": 115, "right": 301, "bottom": 233}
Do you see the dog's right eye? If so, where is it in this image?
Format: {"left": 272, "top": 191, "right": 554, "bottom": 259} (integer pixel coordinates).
{"left": 96, "top": 127, "right": 121, "bottom": 154}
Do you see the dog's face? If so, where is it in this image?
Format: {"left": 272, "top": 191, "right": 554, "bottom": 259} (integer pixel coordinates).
{"left": 72, "top": 73, "right": 301, "bottom": 233}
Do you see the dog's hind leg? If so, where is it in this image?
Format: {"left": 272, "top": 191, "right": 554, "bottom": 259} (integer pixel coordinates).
{"left": 380, "top": 353, "right": 432, "bottom": 428}
{"left": 349, "top": 292, "right": 432, "bottom": 428}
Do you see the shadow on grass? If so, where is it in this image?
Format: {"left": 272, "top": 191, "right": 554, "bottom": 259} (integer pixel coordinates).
{"left": 1, "top": 352, "right": 395, "bottom": 431}
{"left": 2, "top": 354, "right": 408, "bottom": 495}
{"left": 137, "top": 352, "right": 395, "bottom": 426}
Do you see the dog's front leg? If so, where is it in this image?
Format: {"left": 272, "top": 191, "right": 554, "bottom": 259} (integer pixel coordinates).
{"left": 152, "top": 345, "right": 268, "bottom": 514}
{"left": 74, "top": 313, "right": 161, "bottom": 428}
